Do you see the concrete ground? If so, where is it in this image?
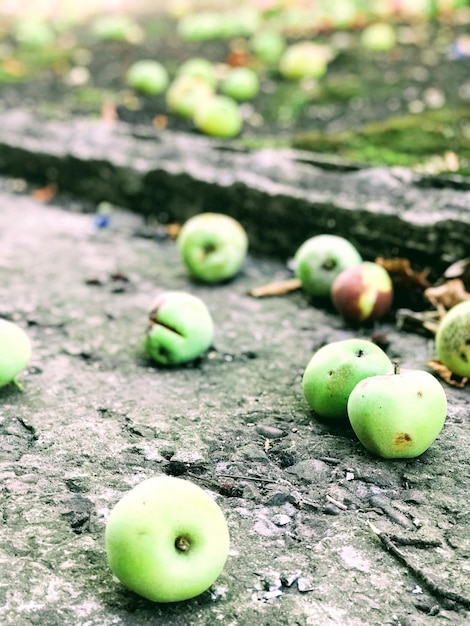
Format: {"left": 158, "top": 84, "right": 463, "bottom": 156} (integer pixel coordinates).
{"left": 0, "top": 173, "right": 469, "bottom": 626}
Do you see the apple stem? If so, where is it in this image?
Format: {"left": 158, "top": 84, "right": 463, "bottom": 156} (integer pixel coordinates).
{"left": 12, "top": 378, "right": 24, "bottom": 391}
{"left": 393, "top": 362, "right": 400, "bottom": 375}
{"left": 175, "top": 536, "right": 191, "bottom": 552}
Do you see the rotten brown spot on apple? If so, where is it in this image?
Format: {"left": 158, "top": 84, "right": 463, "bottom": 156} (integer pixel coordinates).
{"left": 393, "top": 432, "right": 412, "bottom": 448}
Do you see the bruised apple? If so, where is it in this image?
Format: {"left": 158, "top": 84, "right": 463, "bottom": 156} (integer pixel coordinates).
{"left": 331, "top": 261, "right": 393, "bottom": 322}
{"left": 348, "top": 369, "right": 447, "bottom": 458}
{"left": 144, "top": 291, "right": 214, "bottom": 365}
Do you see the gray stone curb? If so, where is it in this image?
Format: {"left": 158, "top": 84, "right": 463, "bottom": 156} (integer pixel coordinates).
{"left": 0, "top": 109, "right": 468, "bottom": 270}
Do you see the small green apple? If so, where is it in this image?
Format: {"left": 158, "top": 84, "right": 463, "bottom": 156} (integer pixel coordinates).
{"left": 144, "top": 292, "right": 214, "bottom": 365}
{"left": 302, "top": 338, "right": 394, "bottom": 420}
{"left": 126, "top": 60, "right": 169, "bottom": 95}
{"left": 177, "top": 12, "right": 224, "bottom": 42}
{"left": 218, "top": 6, "right": 261, "bottom": 38}
{"left": 0, "top": 319, "right": 32, "bottom": 388}
{"left": 294, "top": 234, "right": 362, "bottom": 298}
{"left": 193, "top": 95, "right": 243, "bottom": 138}
{"left": 279, "top": 42, "right": 332, "bottom": 80}
{"left": 435, "top": 300, "right": 470, "bottom": 377}
{"left": 221, "top": 67, "right": 260, "bottom": 101}
{"left": 15, "top": 20, "right": 55, "bottom": 49}
{"left": 331, "top": 261, "right": 393, "bottom": 322}
{"left": 348, "top": 370, "right": 447, "bottom": 458}
{"left": 105, "top": 475, "right": 230, "bottom": 603}
{"left": 91, "top": 15, "right": 143, "bottom": 43}
{"left": 360, "top": 22, "right": 397, "bottom": 52}
{"left": 177, "top": 212, "right": 248, "bottom": 282}
{"left": 176, "top": 57, "right": 218, "bottom": 88}
{"left": 166, "top": 75, "right": 215, "bottom": 119}
{"left": 250, "top": 30, "right": 286, "bottom": 66}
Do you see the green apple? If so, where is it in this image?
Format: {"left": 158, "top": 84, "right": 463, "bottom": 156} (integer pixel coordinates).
{"left": 144, "top": 292, "right": 214, "bottom": 365}
{"left": 91, "top": 15, "right": 143, "bottom": 43}
{"left": 221, "top": 67, "right": 260, "bottom": 101}
{"left": 331, "top": 262, "right": 393, "bottom": 322}
{"left": 360, "top": 22, "right": 397, "bottom": 52}
{"left": 193, "top": 95, "right": 243, "bottom": 138}
{"left": 217, "top": 6, "right": 261, "bottom": 38}
{"left": 177, "top": 212, "right": 248, "bottom": 283}
{"left": 294, "top": 234, "right": 362, "bottom": 298}
{"left": 250, "top": 30, "right": 286, "bottom": 66}
{"left": 177, "top": 12, "right": 225, "bottom": 42}
{"left": 166, "top": 75, "right": 214, "bottom": 119}
{"left": 0, "top": 319, "right": 32, "bottom": 388}
{"left": 176, "top": 58, "right": 218, "bottom": 88}
{"left": 15, "top": 20, "right": 55, "bottom": 49}
{"left": 279, "top": 42, "right": 332, "bottom": 80}
{"left": 348, "top": 370, "right": 447, "bottom": 458}
{"left": 105, "top": 475, "right": 230, "bottom": 602}
{"left": 126, "top": 60, "right": 169, "bottom": 95}
{"left": 435, "top": 300, "right": 470, "bottom": 377}
{"left": 302, "top": 338, "right": 394, "bottom": 420}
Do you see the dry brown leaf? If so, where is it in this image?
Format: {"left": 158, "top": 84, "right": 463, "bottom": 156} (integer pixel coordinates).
{"left": 152, "top": 115, "right": 168, "bottom": 130}
{"left": 248, "top": 277, "right": 302, "bottom": 298}
{"left": 444, "top": 258, "right": 470, "bottom": 290}
{"left": 427, "top": 359, "right": 468, "bottom": 388}
{"left": 396, "top": 308, "right": 441, "bottom": 336}
{"left": 424, "top": 278, "right": 470, "bottom": 311}
{"left": 375, "top": 256, "right": 430, "bottom": 289}
{"left": 32, "top": 183, "right": 58, "bottom": 203}
{"left": 225, "top": 48, "right": 250, "bottom": 67}
{"left": 165, "top": 223, "right": 181, "bottom": 239}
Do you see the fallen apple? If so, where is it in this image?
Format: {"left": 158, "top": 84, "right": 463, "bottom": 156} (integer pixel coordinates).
{"left": 144, "top": 291, "right": 214, "bottom": 365}
{"left": 348, "top": 369, "right": 447, "bottom": 458}
{"left": 193, "top": 95, "right": 243, "bottom": 138}
{"left": 91, "top": 14, "right": 143, "bottom": 43}
{"left": 435, "top": 300, "right": 470, "bottom": 377}
{"left": 221, "top": 67, "right": 260, "bottom": 101}
{"left": 279, "top": 41, "right": 332, "bottom": 80}
{"left": 331, "top": 261, "right": 393, "bottom": 322}
{"left": 126, "top": 60, "right": 169, "bottom": 95}
{"left": 0, "top": 318, "right": 32, "bottom": 388}
{"left": 294, "top": 234, "right": 362, "bottom": 298}
{"left": 105, "top": 475, "right": 230, "bottom": 602}
{"left": 360, "top": 22, "right": 397, "bottom": 51}
{"left": 166, "top": 75, "right": 214, "bottom": 119}
{"left": 250, "top": 29, "right": 286, "bottom": 66}
{"left": 176, "top": 57, "right": 218, "bottom": 88}
{"left": 302, "top": 338, "right": 394, "bottom": 420}
{"left": 177, "top": 212, "right": 248, "bottom": 282}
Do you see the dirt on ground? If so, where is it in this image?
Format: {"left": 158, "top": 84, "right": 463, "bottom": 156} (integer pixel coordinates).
{"left": 0, "top": 174, "right": 469, "bottom": 626}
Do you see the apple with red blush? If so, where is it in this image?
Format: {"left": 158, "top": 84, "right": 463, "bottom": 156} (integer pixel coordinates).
{"left": 331, "top": 261, "right": 393, "bottom": 322}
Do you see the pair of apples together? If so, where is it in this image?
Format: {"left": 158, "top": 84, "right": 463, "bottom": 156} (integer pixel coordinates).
{"left": 302, "top": 337, "right": 448, "bottom": 459}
